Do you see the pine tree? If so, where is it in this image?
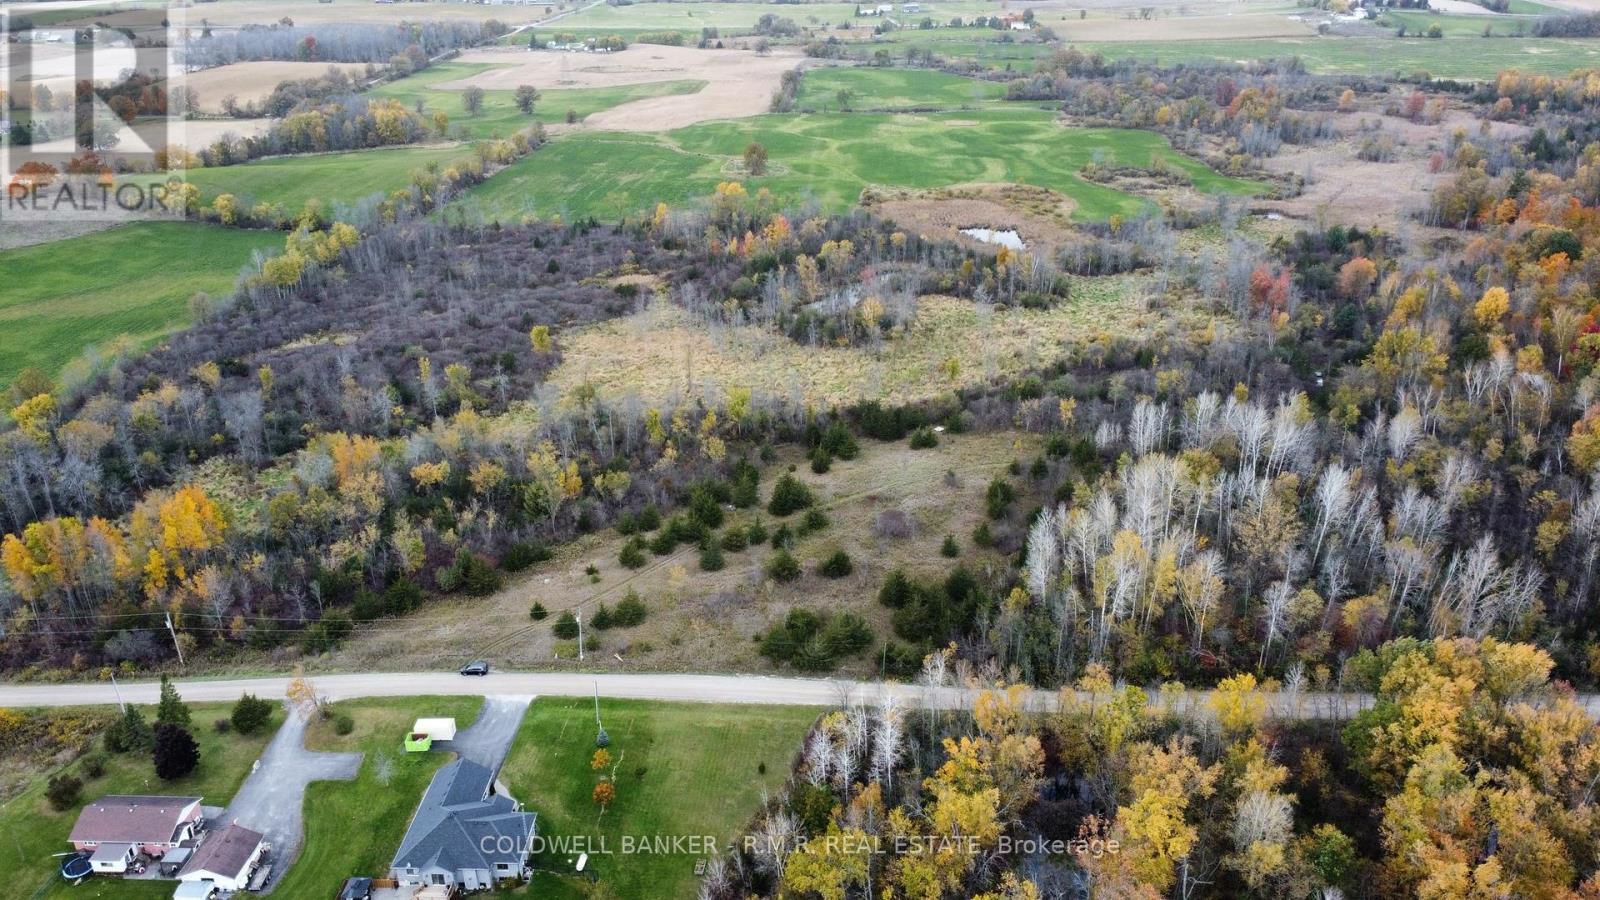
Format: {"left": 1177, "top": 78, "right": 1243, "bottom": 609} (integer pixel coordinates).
{"left": 156, "top": 674, "right": 191, "bottom": 728}
{"left": 153, "top": 723, "right": 200, "bottom": 780}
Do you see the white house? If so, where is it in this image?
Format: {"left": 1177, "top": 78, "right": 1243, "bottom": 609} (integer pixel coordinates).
{"left": 177, "top": 823, "right": 266, "bottom": 892}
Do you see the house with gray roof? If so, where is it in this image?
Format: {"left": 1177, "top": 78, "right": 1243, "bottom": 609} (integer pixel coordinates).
{"left": 389, "top": 758, "right": 537, "bottom": 891}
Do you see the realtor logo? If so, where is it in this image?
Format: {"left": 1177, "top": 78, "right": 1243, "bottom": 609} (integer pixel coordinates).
{"left": 1, "top": 4, "right": 189, "bottom": 224}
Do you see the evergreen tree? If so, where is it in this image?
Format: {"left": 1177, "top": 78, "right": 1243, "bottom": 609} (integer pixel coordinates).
{"left": 153, "top": 723, "right": 200, "bottom": 780}
{"left": 156, "top": 674, "right": 190, "bottom": 728}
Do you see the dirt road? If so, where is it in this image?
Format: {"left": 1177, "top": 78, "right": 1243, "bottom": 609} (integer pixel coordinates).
{"left": 0, "top": 671, "right": 1395, "bottom": 720}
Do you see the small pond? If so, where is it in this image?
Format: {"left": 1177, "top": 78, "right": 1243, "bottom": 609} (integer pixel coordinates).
{"left": 959, "top": 227, "right": 1026, "bottom": 250}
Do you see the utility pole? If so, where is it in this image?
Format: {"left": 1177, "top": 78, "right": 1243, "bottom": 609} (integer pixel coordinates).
{"left": 576, "top": 609, "right": 584, "bottom": 662}
{"left": 110, "top": 671, "right": 126, "bottom": 713}
{"left": 164, "top": 612, "right": 185, "bottom": 668}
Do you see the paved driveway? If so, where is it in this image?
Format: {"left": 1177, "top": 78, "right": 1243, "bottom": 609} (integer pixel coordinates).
{"left": 219, "top": 706, "right": 362, "bottom": 892}
{"left": 432, "top": 695, "right": 532, "bottom": 772}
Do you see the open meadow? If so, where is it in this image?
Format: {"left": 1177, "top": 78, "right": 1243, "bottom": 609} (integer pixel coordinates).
{"left": 464, "top": 103, "right": 1264, "bottom": 222}
{"left": 0, "top": 223, "right": 279, "bottom": 387}
{"left": 170, "top": 144, "right": 473, "bottom": 212}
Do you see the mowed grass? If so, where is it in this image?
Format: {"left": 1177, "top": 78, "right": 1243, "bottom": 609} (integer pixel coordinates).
{"left": 798, "top": 65, "right": 1007, "bottom": 110}
{"left": 464, "top": 107, "right": 1263, "bottom": 223}
{"left": 371, "top": 62, "right": 708, "bottom": 139}
{"left": 0, "top": 222, "right": 279, "bottom": 389}
{"left": 173, "top": 144, "right": 473, "bottom": 212}
{"left": 1074, "top": 34, "right": 1600, "bottom": 79}
{"left": 494, "top": 698, "right": 818, "bottom": 900}
{"left": 0, "top": 702, "right": 281, "bottom": 900}
{"left": 271, "top": 696, "right": 486, "bottom": 897}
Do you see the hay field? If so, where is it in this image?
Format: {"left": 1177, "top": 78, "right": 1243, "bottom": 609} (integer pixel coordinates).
{"left": 181, "top": 61, "right": 372, "bottom": 113}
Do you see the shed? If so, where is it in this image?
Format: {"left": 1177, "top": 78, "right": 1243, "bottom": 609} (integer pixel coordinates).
{"left": 88, "top": 842, "right": 134, "bottom": 874}
{"left": 408, "top": 717, "right": 457, "bottom": 750}
{"left": 172, "top": 881, "right": 218, "bottom": 900}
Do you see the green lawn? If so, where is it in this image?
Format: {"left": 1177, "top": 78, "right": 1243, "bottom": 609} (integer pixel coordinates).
{"left": 798, "top": 66, "right": 1007, "bottom": 110}
{"left": 270, "top": 696, "right": 486, "bottom": 898}
{"left": 552, "top": 0, "right": 1001, "bottom": 31}
{"left": 0, "top": 702, "right": 281, "bottom": 900}
{"left": 463, "top": 107, "right": 1264, "bottom": 223}
{"left": 172, "top": 144, "right": 474, "bottom": 213}
{"left": 493, "top": 698, "right": 819, "bottom": 900}
{"left": 372, "top": 62, "right": 708, "bottom": 140}
{"left": 0, "top": 223, "right": 280, "bottom": 391}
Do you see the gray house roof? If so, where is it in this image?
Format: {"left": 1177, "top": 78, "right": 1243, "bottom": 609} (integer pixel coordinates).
{"left": 391, "top": 759, "right": 536, "bottom": 875}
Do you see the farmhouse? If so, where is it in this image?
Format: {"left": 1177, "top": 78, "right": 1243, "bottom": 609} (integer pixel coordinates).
{"left": 389, "top": 759, "right": 537, "bottom": 891}
{"left": 69, "top": 795, "right": 203, "bottom": 873}
{"left": 177, "top": 822, "right": 267, "bottom": 891}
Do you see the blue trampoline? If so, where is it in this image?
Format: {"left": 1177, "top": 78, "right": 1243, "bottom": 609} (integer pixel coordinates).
{"left": 59, "top": 853, "right": 92, "bottom": 881}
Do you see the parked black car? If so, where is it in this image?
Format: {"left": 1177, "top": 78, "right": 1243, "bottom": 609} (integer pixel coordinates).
{"left": 459, "top": 660, "right": 490, "bottom": 676}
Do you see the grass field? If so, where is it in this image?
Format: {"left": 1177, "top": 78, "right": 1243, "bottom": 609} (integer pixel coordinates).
{"left": 554, "top": 0, "right": 997, "bottom": 31}
{"left": 372, "top": 62, "right": 708, "bottom": 139}
{"left": 493, "top": 698, "right": 818, "bottom": 899}
{"left": 1075, "top": 34, "right": 1600, "bottom": 79}
{"left": 0, "top": 703, "right": 280, "bottom": 900}
{"left": 0, "top": 223, "right": 280, "bottom": 390}
{"left": 464, "top": 106, "right": 1263, "bottom": 222}
{"left": 171, "top": 144, "right": 474, "bottom": 213}
{"left": 271, "top": 696, "right": 486, "bottom": 897}
{"left": 798, "top": 65, "right": 1007, "bottom": 110}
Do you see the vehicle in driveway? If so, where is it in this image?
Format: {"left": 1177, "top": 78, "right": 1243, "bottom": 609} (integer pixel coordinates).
{"left": 458, "top": 660, "right": 490, "bottom": 676}
{"left": 339, "top": 875, "right": 373, "bottom": 899}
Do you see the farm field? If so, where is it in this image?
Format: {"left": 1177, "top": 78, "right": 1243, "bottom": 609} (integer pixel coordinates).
{"left": 494, "top": 698, "right": 819, "bottom": 899}
{"left": 371, "top": 62, "right": 707, "bottom": 139}
{"left": 171, "top": 144, "right": 473, "bottom": 212}
{"left": 1074, "top": 34, "right": 1600, "bottom": 79}
{"left": 0, "top": 223, "right": 279, "bottom": 389}
{"left": 462, "top": 107, "right": 1264, "bottom": 222}
{"left": 273, "top": 696, "right": 487, "bottom": 897}
{"left": 554, "top": 0, "right": 997, "bottom": 31}
{"left": 797, "top": 64, "right": 1007, "bottom": 110}
{"left": 180, "top": 61, "right": 372, "bottom": 114}
{"left": 0, "top": 703, "right": 280, "bottom": 900}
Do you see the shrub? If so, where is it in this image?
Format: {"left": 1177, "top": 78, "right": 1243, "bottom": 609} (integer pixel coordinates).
{"left": 529, "top": 602, "right": 549, "bottom": 620}
{"left": 699, "top": 542, "right": 726, "bottom": 572}
{"left": 214, "top": 718, "right": 231, "bottom": 734}
{"left": 619, "top": 539, "right": 647, "bottom": 569}
{"left": 746, "top": 519, "right": 769, "bottom": 546}
{"left": 909, "top": 426, "right": 938, "bottom": 449}
{"left": 821, "top": 612, "right": 873, "bottom": 656}
{"left": 553, "top": 611, "right": 580, "bottom": 639}
{"left": 731, "top": 461, "right": 761, "bottom": 508}
{"left": 80, "top": 752, "right": 109, "bottom": 779}
{"left": 820, "top": 421, "right": 860, "bottom": 460}
{"left": 590, "top": 604, "right": 616, "bottom": 630}
{"left": 973, "top": 520, "right": 993, "bottom": 547}
{"left": 881, "top": 641, "right": 923, "bottom": 678}
{"left": 878, "top": 569, "right": 915, "bottom": 608}
{"left": 384, "top": 577, "right": 423, "bottom": 616}
{"left": 153, "top": 723, "right": 200, "bottom": 780}
{"left": 720, "top": 528, "right": 748, "bottom": 552}
{"left": 637, "top": 505, "right": 662, "bottom": 531}
{"left": 104, "top": 706, "right": 153, "bottom": 753}
{"left": 817, "top": 550, "right": 853, "bottom": 578}
{"left": 689, "top": 484, "right": 726, "bottom": 528}
{"left": 333, "top": 713, "right": 355, "bottom": 736}
{"left": 352, "top": 588, "right": 384, "bottom": 622}
{"left": 440, "top": 548, "right": 503, "bottom": 596}
{"left": 985, "top": 477, "right": 1016, "bottom": 519}
{"left": 766, "top": 550, "right": 802, "bottom": 583}
{"left": 940, "top": 534, "right": 960, "bottom": 558}
{"left": 502, "top": 541, "right": 552, "bottom": 571}
{"left": 614, "top": 591, "right": 648, "bottom": 627}
{"left": 798, "top": 508, "right": 830, "bottom": 536}
{"left": 46, "top": 773, "right": 82, "bottom": 811}
{"left": 231, "top": 693, "right": 274, "bottom": 735}
{"left": 767, "top": 474, "right": 815, "bottom": 516}
{"left": 649, "top": 528, "right": 678, "bottom": 555}
{"left": 810, "top": 447, "right": 832, "bottom": 474}
{"left": 770, "top": 523, "right": 793, "bottom": 549}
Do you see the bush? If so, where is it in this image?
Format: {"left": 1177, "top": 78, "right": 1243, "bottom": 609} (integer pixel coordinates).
{"left": 153, "top": 723, "right": 200, "bottom": 780}
{"left": 746, "top": 519, "right": 769, "bottom": 546}
{"left": 502, "top": 541, "right": 552, "bottom": 571}
{"left": 878, "top": 569, "right": 915, "bottom": 608}
{"left": 637, "top": 505, "right": 662, "bottom": 531}
{"left": 821, "top": 612, "right": 873, "bottom": 656}
{"left": 985, "top": 478, "right": 1016, "bottom": 519}
{"left": 767, "top": 473, "right": 815, "bottom": 516}
{"left": 909, "top": 426, "right": 939, "bottom": 449}
{"left": 798, "top": 507, "right": 829, "bottom": 536}
{"left": 614, "top": 591, "right": 648, "bottom": 627}
{"left": 766, "top": 550, "right": 802, "bottom": 583}
{"left": 699, "top": 542, "right": 726, "bottom": 572}
{"left": 439, "top": 548, "right": 503, "bottom": 595}
{"left": 46, "top": 773, "right": 82, "bottom": 811}
{"left": 104, "top": 706, "right": 153, "bottom": 753}
{"left": 231, "top": 693, "right": 274, "bottom": 735}
{"left": 810, "top": 447, "right": 832, "bottom": 474}
{"left": 214, "top": 717, "right": 232, "bottom": 734}
{"left": 80, "top": 752, "right": 108, "bottom": 779}
{"left": 649, "top": 528, "right": 679, "bottom": 555}
{"left": 820, "top": 421, "right": 860, "bottom": 460}
{"left": 731, "top": 461, "right": 761, "bottom": 508}
{"left": 817, "top": 550, "right": 853, "bottom": 578}
{"left": 972, "top": 520, "right": 993, "bottom": 547}
{"left": 553, "top": 611, "right": 580, "bottom": 639}
{"left": 720, "top": 528, "right": 748, "bottom": 552}
{"left": 384, "top": 577, "right": 423, "bottom": 616}
{"left": 529, "top": 602, "right": 549, "bottom": 620}
{"left": 770, "top": 523, "right": 793, "bottom": 549}
{"left": 352, "top": 588, "right": 384, "bottom": 622}
{"left": 940, "top": 534, "right": 960, "bottom": 558}
{"left": 590, "top": 604, "right": 616, "bottom": 630}
{"left": 333, "top": 713, "right": 355, "bottom": 736}
{"left": 618, "top": 539, "right": 647, "bottom": 569}
{"left": 881, "top": 641, "right": 923, "bottom": 678}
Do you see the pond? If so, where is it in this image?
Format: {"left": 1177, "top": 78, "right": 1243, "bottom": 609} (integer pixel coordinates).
{"left": 959, "top": 227, "right": 1025, "bottom": 250}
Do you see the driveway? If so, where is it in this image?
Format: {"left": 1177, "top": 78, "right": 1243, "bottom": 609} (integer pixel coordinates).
{"left": 218, "top": 706, "right": 362, "bottom": 893}
{"left": 432, "top": 695, "right": 532, "bottom": 772}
